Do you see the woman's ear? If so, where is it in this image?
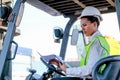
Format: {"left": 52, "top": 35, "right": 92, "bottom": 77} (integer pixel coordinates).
{"left": 93, "top": 21, "right": 98, "bottom": 28}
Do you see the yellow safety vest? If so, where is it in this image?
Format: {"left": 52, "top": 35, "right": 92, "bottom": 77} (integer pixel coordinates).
{"left": 80, "top": 36, "right": 110, "bottom": 66}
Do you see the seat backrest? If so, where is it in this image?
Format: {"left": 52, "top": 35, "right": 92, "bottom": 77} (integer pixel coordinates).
{"left": 92, "top": 55, "right": 120, "bottom": 80}
{"left": 103, "top": 62, "right": 120, "bottom": 80}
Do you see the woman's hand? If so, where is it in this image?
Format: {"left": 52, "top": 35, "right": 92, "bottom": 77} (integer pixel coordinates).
{"left": 59, "top": 62, "right": 66, "bottom": 72}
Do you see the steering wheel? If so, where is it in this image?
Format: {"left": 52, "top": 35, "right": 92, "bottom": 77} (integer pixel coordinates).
{"left": 92, "top": 55, "right": 120, "bottom": 80}
{"left": 40, "top": 57, "right": 66, "bottom": 76}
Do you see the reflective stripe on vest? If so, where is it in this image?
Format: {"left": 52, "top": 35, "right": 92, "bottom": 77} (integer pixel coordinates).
{"left": 80, "top": 36, "right": 110, "bottom": 66}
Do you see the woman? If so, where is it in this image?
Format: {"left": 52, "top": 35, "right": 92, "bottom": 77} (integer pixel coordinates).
{"left": 59, "top": 6, "right": 110, "bottom": 78}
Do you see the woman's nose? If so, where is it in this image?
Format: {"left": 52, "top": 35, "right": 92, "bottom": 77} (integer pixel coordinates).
{"left": 81, "top": 26, "right": 85, "bottom": 30}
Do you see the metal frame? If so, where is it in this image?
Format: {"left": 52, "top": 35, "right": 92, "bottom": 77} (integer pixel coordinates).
{"left": 0, "top": 0, "right": 26, "bottom": 79}
{"left": 59, "top": 16, "right": 77, "bottom": 60}
{"left": 115, "top": 0, "right": 120, "bottom": 31}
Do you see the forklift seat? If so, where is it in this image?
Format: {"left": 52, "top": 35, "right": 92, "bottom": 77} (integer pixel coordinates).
{"left": 92, "top": 55, "right": 120, "bottom": 80}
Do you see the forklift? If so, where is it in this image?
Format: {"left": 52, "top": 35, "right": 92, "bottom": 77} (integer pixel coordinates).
{"left": 0, "top": 0, "right": 120, "bottom": 80}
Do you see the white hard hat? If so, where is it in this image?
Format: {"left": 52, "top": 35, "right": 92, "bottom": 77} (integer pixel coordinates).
{"left": 80, "top": 6, "right": 103, "bottom": 22}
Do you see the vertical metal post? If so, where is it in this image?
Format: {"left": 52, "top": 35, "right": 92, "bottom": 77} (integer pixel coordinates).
{"left": 59, "top": 16, "right": 77, "bottom": 60}
{"left": 115, "top": 0, "right": 120, "bottom": 31}
{"left": 0, "top": 0, "right": 26, "bottom": 79}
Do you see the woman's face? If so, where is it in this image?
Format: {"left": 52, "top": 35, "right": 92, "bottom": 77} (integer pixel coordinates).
{"left": 81, "top": 18, "right": 97, "bottom": 36}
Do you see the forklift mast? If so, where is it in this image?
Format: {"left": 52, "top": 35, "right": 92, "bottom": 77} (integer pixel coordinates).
{"left": 0, "top": 0, "right": 25, "bottom": 79}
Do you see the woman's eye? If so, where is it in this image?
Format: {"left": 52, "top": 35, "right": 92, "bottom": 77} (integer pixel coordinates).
{"left": 82, "top": 24, "right": 87, "bottom": 27}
